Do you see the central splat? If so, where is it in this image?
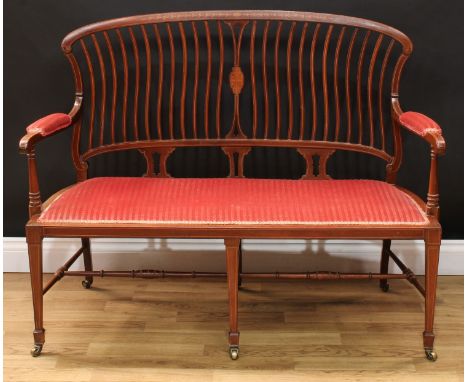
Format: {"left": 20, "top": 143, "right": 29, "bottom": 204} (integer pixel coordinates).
{"left": 224, "top": 20, "right": 249, "bottom": 139}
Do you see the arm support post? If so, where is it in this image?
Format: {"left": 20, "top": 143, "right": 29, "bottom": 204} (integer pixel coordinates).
{"left": 26, "top": 149, "right": 42, "bottom": 217}
{"left": 427, "top": 150, "right": 440, "bottom": 218}
{"left": 19, "top": 113, "right": 74, "bottom": 218}
{"left": 396, "top": 109, "right": 446, "bottom": 218}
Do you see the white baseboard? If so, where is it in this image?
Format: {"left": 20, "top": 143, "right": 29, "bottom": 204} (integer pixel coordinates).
{"left": 2, "top": 238, "right": 463, "bottom": 275}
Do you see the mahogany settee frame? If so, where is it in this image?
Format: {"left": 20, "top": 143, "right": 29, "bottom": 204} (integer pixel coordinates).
{"left": 19, "top": 11, "right": 445, "bottom": 361}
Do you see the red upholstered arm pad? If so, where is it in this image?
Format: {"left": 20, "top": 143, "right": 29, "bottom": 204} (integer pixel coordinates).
{"left": 20, "top": 113, "right": 72, "bottom": 153}
{"left": 399, "top": 111, "right": 446, "bottom": 154}
{"left": 25, "top": 113, "right": 72, "bottom": 136}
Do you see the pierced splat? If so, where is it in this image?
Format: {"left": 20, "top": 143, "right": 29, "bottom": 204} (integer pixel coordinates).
{"left": 222, "top": 147, "right": 251, "bottom": 177}
{"left": 229, "top": 66, "right": 244, "bottom": 95}
{"left": 297, "top": 148, "right": 335, "bottom": 180}
{"left": 224, "top": 20, "right": 249, "bottom": 64}
{"left": 224, "top": 20, "right": 249, "bottom": 139}
{"left": 139, "top": 147, "right": 175, "bottom": 177}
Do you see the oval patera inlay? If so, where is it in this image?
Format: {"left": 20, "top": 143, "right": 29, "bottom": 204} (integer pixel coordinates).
{"left": 229, "top": 66, "right": 244, "bottom": 95}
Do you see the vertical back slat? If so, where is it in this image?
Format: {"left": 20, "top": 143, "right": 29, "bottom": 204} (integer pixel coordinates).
{"left": 141, "top": 25, "right": 152, "bottom": 140}
{"left": 69, "top": 15, "right": 407, "bottom": 163}
{"left": 204, "top": 21, "right": 212, "bottom": 138}
{"left": 250, "top": 21, "right": 258, "bottom": 138}
{"left": 345, "top": 28, "right": 358, "bottom": 142}
{"left": 116, "top": 29, "right": 128, "bottom": 142}
{"left": 367, "top": 34, "right": 383, "bottom": 147}
{"left": 356, "top": 30, "right": 370, "bottom": 144}
{"left": 153, "top": 25, "right": 163, "bottom": 140}
{"left": 192, "top": 22, "right": 199, "bottom": 139}
{"left": 333, "top": 27, "right": 346, "bottom": 141}
{"left": 379, "top": 40, "right": 394, "bottom": 151}
{"left": 262, "top": 21, "right": 270, "bottom": 139}
{"left": 274, "top": 21, "right": 283, "bottom": 139}
{"left": 167, "top": 23, "right": 175, "bottom": 140}
{"left": 128, "top": 27, "right": 140, "bottom": 140}
{"left": 216, "top": 21, "right": 224, "bottom": 139}
{"left": 103, "top": 32, "right": 117, "bottom": 143}
{"left": 91, "top": 34, "right": 106, "bottom": 146}
{"left": 322, "top": 25, "right": 333, "bottom": 141}
{"left": 298, "top": 23, "right": 308, "bottom": 140}
{"left": 310, "top": 24, "right": 320, "bottom": 140}
{"left": 80, "top": 39, "right": 95, "bottom": 149}
{"left": 286, "top": 22, "right": 296, "bottom": 139}
{"left": 178, "top": 22, "right": 187, "bottom": 139}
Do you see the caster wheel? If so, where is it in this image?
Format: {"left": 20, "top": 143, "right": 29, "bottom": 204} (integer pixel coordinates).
{"left": 425, "top": 349, "right": 437, "bottom": 362}
{"left": 229, "top": 346, "right": 239, "bottom": 360}
{"left": 30, "top": 344, "right": 43, "bottom": 357}
{"left": 82, "top": 279, "right": 92, "bottom": 289}
{"left": 380, "top": 283, "right": 389, "bottom": 292}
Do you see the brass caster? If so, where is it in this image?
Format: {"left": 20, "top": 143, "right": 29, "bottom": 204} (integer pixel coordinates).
{"left": 30, "top": 344, "right": 43, "bottom": 357}
{"left": 380, "top": 283, "right": 389, "bottom": 292}
{"left": 82, "top": 279, "right": 92, "bottom": 289}
{"left": 229, "top": 346, "right": 239, "bottom": 360}
{"left": 425, "top": 349, "right": 437, "bottom": 362}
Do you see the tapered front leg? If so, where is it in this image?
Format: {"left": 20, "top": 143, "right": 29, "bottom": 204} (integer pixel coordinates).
{"left": 225, "top": 238, "right": 241, "bottom": 360}
{"left": 379, "top": 239, "right": 391, "bottom": 292}
{"left": 423, "top": 229, "right": 441, "bottom": 361}
{"left": 81, "top": 238, "right": 93, "bottom": 289}
{"left": 26, "top": 227, "right": 45, "bottom": 357}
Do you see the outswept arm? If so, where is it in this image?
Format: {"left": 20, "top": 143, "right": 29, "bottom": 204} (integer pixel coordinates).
{"left": 19, "top": 113, "right": 72, "bottom": 153}
{"left": 19, "top": 113, "right": 74, "bottom": 217}
{"left": 19, "top": 94, "right": 83, "bottom": 217}
{"left": 393, "top": 102, "right": 446, "bottom": 218}
{"left": 398, "top": 111, "right": 446, "bottom": 155}
{"left": 19, "top": 95, "right": 82, "bottom": 154}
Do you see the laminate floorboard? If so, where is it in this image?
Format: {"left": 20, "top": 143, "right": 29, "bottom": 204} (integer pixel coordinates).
{"left": 4, "top": 273, "right": 463, "bottom": 381}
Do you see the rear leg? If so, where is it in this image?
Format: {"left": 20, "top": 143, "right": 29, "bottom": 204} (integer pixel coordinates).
{"left": 379, "top": 239, "right": 391, "bottom": 292}
{"left": 81, "top": 238, "right": 93, "bottom": 289}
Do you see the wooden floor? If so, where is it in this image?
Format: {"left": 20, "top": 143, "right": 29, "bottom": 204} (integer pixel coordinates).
{"left": 3, "top": 273, "right": 463, "bottom": 381}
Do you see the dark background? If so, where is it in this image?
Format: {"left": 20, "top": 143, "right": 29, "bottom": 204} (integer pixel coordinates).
{"left": 4, "top": 0, "right": 463, "bottom": 238}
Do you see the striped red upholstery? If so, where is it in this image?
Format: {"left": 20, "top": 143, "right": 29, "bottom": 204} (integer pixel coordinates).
{"left": 39, "top": 178, "right": 427, "bottom": 225}
{"left": 26, "top": 113, "right": 71, "bottom": 136}
{"left": 399, "top": 111, "right": 441, "bottom": 137}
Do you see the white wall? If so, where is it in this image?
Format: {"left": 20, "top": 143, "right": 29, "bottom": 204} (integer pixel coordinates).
{"left": 3, "top": 238, "right": 463, "bottom": 275}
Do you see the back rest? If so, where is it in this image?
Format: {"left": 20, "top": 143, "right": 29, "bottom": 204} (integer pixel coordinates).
{"left": 62, "top": 11, "right": 412, "bottom": 179}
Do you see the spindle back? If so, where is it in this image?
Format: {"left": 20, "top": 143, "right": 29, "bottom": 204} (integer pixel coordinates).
{"left": 61, "top": 11, "right": 412, "bottom": 180}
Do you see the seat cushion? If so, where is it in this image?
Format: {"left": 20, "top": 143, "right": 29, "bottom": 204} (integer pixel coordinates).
{"left": 38, "top": 178, "right": 427, "bottom": 225}
{"left": 39, "top": 177, "right": 427, "bottom": 225}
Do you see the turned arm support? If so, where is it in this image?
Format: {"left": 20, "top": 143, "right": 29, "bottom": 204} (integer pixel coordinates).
{"left": 19, "top": 113, "right": 74, "bottom": 217}
{"left": 396, "top": 110, "right": 446, "bottom": 218}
